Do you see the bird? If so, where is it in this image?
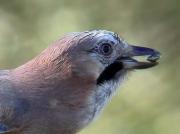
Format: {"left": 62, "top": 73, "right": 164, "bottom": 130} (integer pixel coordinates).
{"left": 0, "top": 30, "right": 160, "bottom": 134}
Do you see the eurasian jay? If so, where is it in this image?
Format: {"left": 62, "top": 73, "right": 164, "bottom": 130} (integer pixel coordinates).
{"left": 0, "top": 30, "right": 160, "bottom": 134}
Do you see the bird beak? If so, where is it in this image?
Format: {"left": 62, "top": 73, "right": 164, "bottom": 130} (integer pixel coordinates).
{"left": 117, "top": 45, "right": 161, "bottom": 69}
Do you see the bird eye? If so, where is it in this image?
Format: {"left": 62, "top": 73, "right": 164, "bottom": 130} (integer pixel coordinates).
{"left": 99, "top": 43, "right": 113, "bottom": 56}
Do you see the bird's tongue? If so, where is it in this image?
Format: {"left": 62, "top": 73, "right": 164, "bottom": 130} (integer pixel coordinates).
{"left": 117, "top": 45, "right": 161, "bottom": 69}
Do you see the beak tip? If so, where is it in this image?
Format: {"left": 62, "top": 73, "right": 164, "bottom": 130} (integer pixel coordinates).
{"left": 118, "top": 45, "right": 161, "bottom": 70}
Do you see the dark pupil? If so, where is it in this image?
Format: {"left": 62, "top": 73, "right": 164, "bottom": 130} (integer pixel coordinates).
{"left": 102, "top": 43, "right": 111, "bottom": 54}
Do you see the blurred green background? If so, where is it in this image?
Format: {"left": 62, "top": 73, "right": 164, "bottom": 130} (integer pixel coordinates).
{"left": 0, "top": 0, "right": 180, "bottom": 134}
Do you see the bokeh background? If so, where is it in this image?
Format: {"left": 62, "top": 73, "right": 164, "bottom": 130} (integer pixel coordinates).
{"left": 0, "top": 0, "right": 179, "bottom": 134}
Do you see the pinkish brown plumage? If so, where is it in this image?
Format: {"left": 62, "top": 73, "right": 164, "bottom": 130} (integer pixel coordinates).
{"left": 0, "top": 30, "right": 160, "bottom": 134}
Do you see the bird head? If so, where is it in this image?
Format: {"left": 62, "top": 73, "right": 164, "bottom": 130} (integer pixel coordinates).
{"left": 56, "top": 30, "right": 160, "bottom": 85}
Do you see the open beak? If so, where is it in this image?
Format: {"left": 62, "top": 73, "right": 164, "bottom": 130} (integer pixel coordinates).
{"left": 117, "top": 45, "right": 161, "bottom": 69}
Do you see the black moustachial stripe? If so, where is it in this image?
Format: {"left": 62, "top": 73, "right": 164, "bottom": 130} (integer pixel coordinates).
{"left": 97, "top": 61, "right": 123, "bottom": 85}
